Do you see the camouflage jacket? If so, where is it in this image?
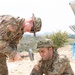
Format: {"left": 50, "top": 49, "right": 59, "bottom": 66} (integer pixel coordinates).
{"left": 0, "top": 15, "right": 25, "bottom": 45}
{"left": 30, "top": 53, "right": 74, "bottom": 75}
{"left": 0, "top": 15, "right": 25, "bottom": 57}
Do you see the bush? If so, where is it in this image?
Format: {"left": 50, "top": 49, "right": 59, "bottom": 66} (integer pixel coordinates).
{"left": 46, "top": 31, "right": 68, "bottom": 48}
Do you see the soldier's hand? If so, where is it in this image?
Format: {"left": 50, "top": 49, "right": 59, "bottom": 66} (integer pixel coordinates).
{"left": 14, "top": 52, "right": 23, "bottom": 60}
{"left": 33, "top": 65, "right": 40, "bottom": 71}
{"left": 8, "top": 52, "right": 23, "bottom": 62}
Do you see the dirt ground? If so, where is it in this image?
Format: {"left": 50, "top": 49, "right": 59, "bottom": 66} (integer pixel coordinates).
{"left": 7, "top": 45, "right": 75, "bottom": 75}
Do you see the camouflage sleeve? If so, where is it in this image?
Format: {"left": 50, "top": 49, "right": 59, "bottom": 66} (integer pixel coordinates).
{"left": 0, "top": 40, "right": 17, "bottom": 59}
{"left": 30, "top": 68, "right": 43, "bottom": 75}
{"left": 48, "top": 55, "right": 74, "bottom": 75}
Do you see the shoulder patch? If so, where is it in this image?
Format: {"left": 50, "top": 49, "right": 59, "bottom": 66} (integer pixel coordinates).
{"left": 58, "top": 55, "right": 69, "bottom": 63}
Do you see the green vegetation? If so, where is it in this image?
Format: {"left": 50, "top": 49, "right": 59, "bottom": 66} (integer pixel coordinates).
{"left": 45, "top": 31, "right": 68, "bottom": 48}
{"left": 17, "top": 35, "right": 45, "bottom": 52}
{"left": 17, "top": 32, "right": 75, "bottom": 52}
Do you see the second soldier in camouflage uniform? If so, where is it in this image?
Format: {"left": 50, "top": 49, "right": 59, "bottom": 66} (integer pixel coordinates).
{"left": 0, "top": 14, "right": 42, "bottom": 75}
{"left": 30, "top": 39, "right": 74, "bottom": 75}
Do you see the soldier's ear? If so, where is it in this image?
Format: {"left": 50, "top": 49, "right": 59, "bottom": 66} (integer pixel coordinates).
{"left": 48, "top": 47, "right": 53, "bottom": 59}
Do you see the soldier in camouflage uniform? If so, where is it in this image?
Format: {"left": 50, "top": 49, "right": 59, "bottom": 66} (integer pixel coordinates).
{"left": 30, "top": 39, "right": 74, "bottom": 75}
{"left": 0, "top": 14, "right": 42, "bottom": 75}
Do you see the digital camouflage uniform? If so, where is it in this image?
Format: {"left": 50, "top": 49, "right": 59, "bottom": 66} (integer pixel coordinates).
{"left": 0, "top": 15, "right": 42, "bottom": 75}
{"left": 30, "top": 40, "right": 74, "bottom": 75}
{"left": 0, "top": 15, "right": 24, "bottom": 75}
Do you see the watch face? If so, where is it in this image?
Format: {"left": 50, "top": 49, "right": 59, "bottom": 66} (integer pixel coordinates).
{"left": 69, "top": 1, "right": 75, "bottom": 15}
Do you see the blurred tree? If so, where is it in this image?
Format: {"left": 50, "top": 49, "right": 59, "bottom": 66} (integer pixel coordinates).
{"left": 46, "top": 31, "right": 68, "bottom": 48}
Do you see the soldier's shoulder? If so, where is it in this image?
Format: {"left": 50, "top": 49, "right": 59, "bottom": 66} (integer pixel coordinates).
{"left": 0, "top": 15, "right": 15, "bottom": 21}
{"left": 0, "top": 15, "right": 13, "bottom": 18}
{"left": 54, "top": 54, "right": 69, "bottom": 64}
{"left": 59, "top": 54, "right": 69, "bottom": 60}
{"left": 59, "top": 54, "right": 69, "bottom": 63}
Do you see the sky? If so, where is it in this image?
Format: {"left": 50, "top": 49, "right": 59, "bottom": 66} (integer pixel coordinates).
{"left": 0, "top": 0, "right": 75, "bottom": 34}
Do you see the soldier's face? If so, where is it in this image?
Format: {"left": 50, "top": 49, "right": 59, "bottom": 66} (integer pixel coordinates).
{"left": 38, "top": 47, "right": 53, "bottom": 60}
{"left": 23, "top": 18, "right": 34, "bottom": 32}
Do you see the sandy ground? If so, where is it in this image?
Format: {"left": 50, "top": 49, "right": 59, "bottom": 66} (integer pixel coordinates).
{"left": 7, "top": 52, "right": 41, "bottom": 75}
{"left": 7, "top": 45, "right": 75, "bottom": 75}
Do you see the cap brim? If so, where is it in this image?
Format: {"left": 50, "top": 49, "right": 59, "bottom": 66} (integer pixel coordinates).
{"left": 37, "top": 45, "right": 57, "bottom": 50}
{"left": 32, "top": 13, "right": 36, "bottom": 36}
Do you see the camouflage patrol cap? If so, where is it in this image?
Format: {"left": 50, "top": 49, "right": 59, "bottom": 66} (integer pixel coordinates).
{"left": 37, "top": 39, "right": 56, "bottom": 49}
{"left": 31, "top": 13, "right": 42, "bottom": 36}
